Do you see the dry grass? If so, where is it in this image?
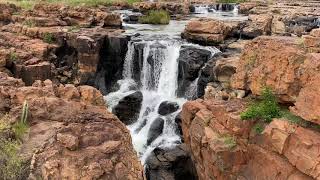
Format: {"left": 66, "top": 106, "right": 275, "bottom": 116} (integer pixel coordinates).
{"left": 0, "top": 0, "right": 142, "bottom": 9}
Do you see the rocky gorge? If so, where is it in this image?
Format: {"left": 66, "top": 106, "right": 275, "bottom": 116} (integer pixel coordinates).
{"left": 0, "top": 0, "right": 320, "bottom": 179}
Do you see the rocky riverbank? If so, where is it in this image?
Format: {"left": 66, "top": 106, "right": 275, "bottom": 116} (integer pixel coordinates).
{"left": 0, "top": 0, "right": 320, "bottom": 179}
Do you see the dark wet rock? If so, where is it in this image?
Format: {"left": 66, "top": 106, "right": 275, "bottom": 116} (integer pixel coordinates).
{"left": 95, "top": 35, "right": 129, "bottom": 94}
{"left": 134, "top": 118, "right": 147, "bottom": 133}
{"left": 197, "top": 60, "right": 216, "bottom": 98}
{"left": 147, "top": 117, "right": 164, "bottom": 145}
{"left": 145, "top": 144, "right": 198, "bottom": 180}
{"left": 284, "top": 16, "right": 319, "bottom": 36}
{"left": 177, "top": 45, "right": 212, "bottom": 97}
{"left": 175, "top": 113, "right": 183, "bottom": 137}
{"left": 158, "top": 101, "right": 179, "bottom": 116}
{"left": 113, "top": 91, "right": 143, "bottom": 125}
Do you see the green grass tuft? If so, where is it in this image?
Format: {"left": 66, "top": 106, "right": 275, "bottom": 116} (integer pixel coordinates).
{"left": 241, "top": 88, "right": 281, "bottom": 122}
{"left": 280, "top": 109, "right": 305, "bottom": 125}
{"left": 221, "top": 135, "right": 236, "bottom": 149}
{"left": 9, "top": 52, "right": 18, "bottom": 62}
{"left": 43, "top": 33, "right": 55, "bottom": 44}
{"left": 12, "top": 122, "right": 28, "bottom": 141}
{"left": 0, "top": 114, "right": 29, "bottom": 180}
{"left": 0, "top": 139, "right": 27, "bottom": 180}
{"left": 139, "top": 10, "right": 170, "bottom": 25}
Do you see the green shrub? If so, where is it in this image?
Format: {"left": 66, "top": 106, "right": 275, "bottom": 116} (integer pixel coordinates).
{"left": 43, "top": 33, "right": 55, "bottom": 44}
{"left": 9, "top": 52, "right": 18, "bottom": 62}
{"left": 253, "top": 124, "right": 264, "bottom": 134}
{"left": 139, "top": 10, "right": 170, "bottom": 25}
{"left": 241, "top": 88, "right": 281, "bottom": 122}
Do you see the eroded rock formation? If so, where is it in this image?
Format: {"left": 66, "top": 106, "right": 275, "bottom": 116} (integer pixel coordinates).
{"left": 181, "top": 98, "right": 318, "bottom": 179}
{"left": 0, "top": 72, "right": 144, "bottom": 179}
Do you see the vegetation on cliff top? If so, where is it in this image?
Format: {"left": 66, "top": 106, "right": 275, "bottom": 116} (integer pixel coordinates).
{"left": 241, "top": 87, "right": 308, "bottom": 133}
{"left": 0, "top": 101, "right": 29, "bottom": 179}
{"left": 240, "top": 88, "right": 281, "bottom": 123}
{"left": 0, "top": 0, "right": 142, "bottom": 9}
{"left": 216, "top": 0, "right": 247, "bottom": 3}
{"left": 139, "top": 10, "right": 170, "bottom": 25}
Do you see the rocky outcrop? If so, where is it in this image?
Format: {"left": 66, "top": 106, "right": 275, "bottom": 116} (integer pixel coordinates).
{"left": 231, "top": 36, "right": 307, "bottom": 103}
{"left": 242, "top": 14, "right": 273, "bottom": 38}
{"left": 145, "top": 144, "right": 197, "bottom": 180}
{"left": 177, "top": 45, "right": 213, "bottom": 97}
{"left": 0, "top": 72, "right": 144, "bottom": 179}
{"left": 181, "top": 18, "right": 237, "bottom": 45}
{"left": 0, "top": 3, "right": 20, "bottom": 26}
{"left": 0, "top": 3, "right": 124, "bottom": 87}
{"left": 147, "top": 117, "right": 164, "bottom": 145}
{"left": 133, "top": 2, "right": 189, "bottom": 15}
{"left": 230, "top": 35, "right": 320, "bottom": 125}
{"left": 113, "top": 91, "right": 143, "bottom": 125}
{"left": 158, "top": 101, "right": 179, "bottom": 116}
{"left": 181, "top": 98, "right": 316, "bottom": 179}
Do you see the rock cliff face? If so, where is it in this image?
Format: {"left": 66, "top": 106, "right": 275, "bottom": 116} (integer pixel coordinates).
{"left": 230, "top": 33, "right": 320, "bottom": 125}
{"left": 0, "top": 3, "right": 144, "bottom": 179}
{"left": 0, "top": 3, "right": 126, "bottom": 90}
{"left": 0, "top": 72, "right": 144, "bottom": 179}
{"left": 181, "top": 98, "right": 318, "bottom": 180}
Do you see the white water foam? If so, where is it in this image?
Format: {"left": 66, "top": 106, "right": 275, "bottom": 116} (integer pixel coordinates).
{"left": 105, "top": 38, "right": 219, "bottom": 164}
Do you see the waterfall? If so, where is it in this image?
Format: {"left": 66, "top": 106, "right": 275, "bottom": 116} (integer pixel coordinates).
{"left": 105, "top": 37, "right": 218, "bottom": 164}
{"left": 185, "top": 77, "right": 199, "bottom": 100}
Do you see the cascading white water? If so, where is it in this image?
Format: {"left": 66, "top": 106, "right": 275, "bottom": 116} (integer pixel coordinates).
{"left": 194, "top": 5, "right": 211, "bottom": 14}
{"left": 105, "top": 38, "right": 219, "bottom": 164}
{"left": 106, "top": 39, "right": 184, "bottom": 163}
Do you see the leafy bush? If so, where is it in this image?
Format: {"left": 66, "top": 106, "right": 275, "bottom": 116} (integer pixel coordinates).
{"left": 139, "top": 10, "right": 170, "bottom": 25}
{"left": 241, "top": 88, "right": 281, "bottom": 122}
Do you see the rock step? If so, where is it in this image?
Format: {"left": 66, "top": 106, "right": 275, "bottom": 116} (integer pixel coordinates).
{"left": 0, "top": 31, "right": 56, "bottom": 61}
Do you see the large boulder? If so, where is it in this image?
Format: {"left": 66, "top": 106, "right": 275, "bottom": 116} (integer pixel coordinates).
{"left": 181, "top": 18, "right": 236, "bottom": 45}
{"left": 158, "top": 101, "right": 179, "bottom": 116}
{"left": 145, "top": 144, "right": 197, "bottom": 180}
{"left": 242, "top": 14, "right": 273, "bottom": 39}
{"left": 113, "top": 91, "right": 143, "bottom": 125}
{"left": 147, "top": 117, "right": 164, "bottom": 145}
{"left": 177, "top": 45, "right": 213, "bottom": 97}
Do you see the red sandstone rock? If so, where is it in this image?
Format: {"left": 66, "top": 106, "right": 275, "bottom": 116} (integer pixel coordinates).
{"left": 0, "top": 73, "right": 143, "bottom": 179}
{"left": 182, "top": 18, "right": 237, "bottom": 45}
{"left": 181, "top": 99, "right": 315, "bottom": 180}
{"left": 231, "top": 36, "right": 307, "bottom": 103}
